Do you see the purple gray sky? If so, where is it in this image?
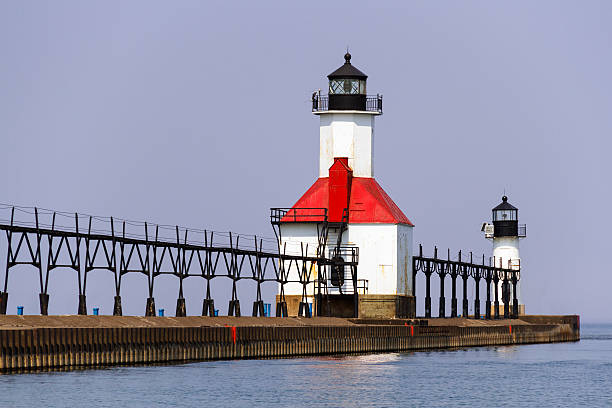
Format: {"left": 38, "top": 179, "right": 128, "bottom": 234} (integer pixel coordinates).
{"left": 1, "top": 1, "right": 610, "bottom": 321}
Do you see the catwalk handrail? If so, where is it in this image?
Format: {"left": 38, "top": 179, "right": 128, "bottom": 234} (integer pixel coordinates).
{"left": 0, "top": 223, "right": 320, "bottom": 261}
{"left": 0, "top": 204, "right": 357, "bottom": 318}
{"left": 412, "top": 244, "right": 521, "bottom": 320}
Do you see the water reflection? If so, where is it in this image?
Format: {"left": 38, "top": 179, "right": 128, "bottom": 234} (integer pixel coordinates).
{"left": 0, "top": 325, "right": 608, "bottom": 408}
{"left": 316, "top": 352, "right": 402, "bottom": 364}
{"left": 493, "top": 345, "right": 519, "bottom": 356}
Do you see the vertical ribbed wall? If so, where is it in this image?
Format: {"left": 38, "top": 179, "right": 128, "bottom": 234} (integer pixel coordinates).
{"left": 0, "top": 318, "right": 579, "bottom": 372}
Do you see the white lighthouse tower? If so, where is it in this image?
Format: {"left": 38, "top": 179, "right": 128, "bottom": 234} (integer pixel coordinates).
{"left": 275, "top": 53, "right": 415, "bottom": 318}
{"left": 482, "top": 195, "right": 526, "bottom": 316}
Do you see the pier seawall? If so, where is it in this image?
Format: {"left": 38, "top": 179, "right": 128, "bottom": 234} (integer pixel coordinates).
{"left": 0, "top": 315, "right": 579, "bottom": 372}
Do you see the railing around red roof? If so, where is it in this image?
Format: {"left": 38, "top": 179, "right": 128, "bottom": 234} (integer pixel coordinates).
{"left": 270, "top": 208, "right": 328, "bottom": 224}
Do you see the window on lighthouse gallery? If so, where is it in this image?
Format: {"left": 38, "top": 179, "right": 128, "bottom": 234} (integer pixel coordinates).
{"left": 493, "top": 209, "right": 517, "bottom": 221}
{"left": 329, "top": 79, "right": 366, "bottom": 95}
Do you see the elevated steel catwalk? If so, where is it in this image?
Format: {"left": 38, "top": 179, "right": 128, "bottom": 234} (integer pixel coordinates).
{"left": 0, "top": 205, "right": 356, "bottom": 317}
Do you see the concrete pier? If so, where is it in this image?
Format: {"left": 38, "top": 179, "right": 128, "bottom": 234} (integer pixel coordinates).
{"left": 0, "top": 315, "right": 579, "bottom": 373}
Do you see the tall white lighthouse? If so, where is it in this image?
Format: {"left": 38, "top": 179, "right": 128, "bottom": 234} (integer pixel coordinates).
{"left": 482, "top": 195, "right": 526, "bottom": 315}
{"left": 275, "top": 53, "right": 415, "bottom": 318}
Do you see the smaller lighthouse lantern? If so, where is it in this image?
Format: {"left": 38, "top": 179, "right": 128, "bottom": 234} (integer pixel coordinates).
{"left": 492, "top": 196, "right": 518, "bottom": 237}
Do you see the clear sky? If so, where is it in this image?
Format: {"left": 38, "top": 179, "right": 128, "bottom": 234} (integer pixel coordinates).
{"left": 1, "top": 1, "right": 610, "bottom": 321}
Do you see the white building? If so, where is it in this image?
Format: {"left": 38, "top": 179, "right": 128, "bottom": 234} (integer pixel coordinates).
{"left": 276, "top": 53, "right": 415, "bottom": 318}
{"left": 482, "top": 195, "right": 526, "bottom": 316}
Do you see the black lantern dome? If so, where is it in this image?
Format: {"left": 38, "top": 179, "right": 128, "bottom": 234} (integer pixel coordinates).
{"left": 492, "top": 196, "right": 518, "bottom": 237}
{"left": 327, "top": 52, "right": 368, "bottom": 111}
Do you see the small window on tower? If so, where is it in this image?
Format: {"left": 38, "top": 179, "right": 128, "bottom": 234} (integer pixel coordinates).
{"left": 329, "top": 79, "right": 343, "bottom": 94}
{"left": 343, "top": 79, "right": 352, "bottom": 93}
{"left": 359, "top": 80, "right": 366, "bottom": 94}
{"left": 330, "top": 79, "right": 364, "bottom": 95}
{"left": 494, "top": 209, "right": 517, "bottom": 221}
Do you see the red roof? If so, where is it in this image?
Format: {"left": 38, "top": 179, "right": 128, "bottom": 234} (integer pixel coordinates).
{"left": 282, "top": 177, "right": 413, "bottom": 225}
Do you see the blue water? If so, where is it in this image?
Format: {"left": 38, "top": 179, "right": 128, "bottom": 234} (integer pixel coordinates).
{"left": 0, "top": 324, "right": 610, "bottom": 407}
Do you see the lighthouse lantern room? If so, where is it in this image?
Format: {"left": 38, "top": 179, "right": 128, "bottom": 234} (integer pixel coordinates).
{"left": 275, "top": 53, "right": 414, "bottom": 319}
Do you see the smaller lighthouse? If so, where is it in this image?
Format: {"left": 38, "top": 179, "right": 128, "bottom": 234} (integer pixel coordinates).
{"left": 482, "top": 195, "right": 526, "bottom": 316}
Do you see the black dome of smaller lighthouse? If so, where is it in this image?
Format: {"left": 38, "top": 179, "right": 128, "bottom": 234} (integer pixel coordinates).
{"left": 493, "top": 196, "right": 518, "bottom": 212}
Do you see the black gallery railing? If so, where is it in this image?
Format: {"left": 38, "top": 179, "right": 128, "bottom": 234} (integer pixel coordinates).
{"left": 311, "top": 94, "right": 383, "bottom": 114}
{"left": 412, "top": 244, "right": 521, "bottom": 320}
